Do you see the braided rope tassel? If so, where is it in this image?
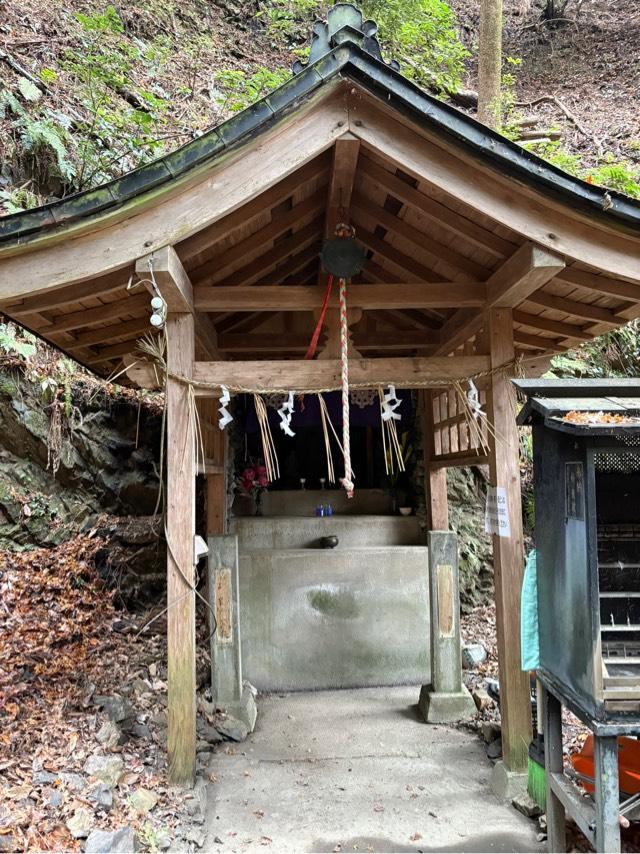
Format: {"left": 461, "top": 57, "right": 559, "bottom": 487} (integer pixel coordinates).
{"left": 338, "top": 277, "right": 354, "bottom": 498}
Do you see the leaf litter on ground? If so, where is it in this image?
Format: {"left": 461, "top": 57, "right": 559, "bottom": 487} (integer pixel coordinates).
{"left": 0, "top": 536, "right": 211, "bottom": 852}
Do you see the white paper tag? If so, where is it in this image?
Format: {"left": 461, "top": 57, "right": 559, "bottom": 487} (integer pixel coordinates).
{"left": 484, "top": 486, "right": 511, "bottom": 538}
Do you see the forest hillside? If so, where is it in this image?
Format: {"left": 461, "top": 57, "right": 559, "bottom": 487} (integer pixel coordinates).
{"left": 1, "top": 0, "right": 640, "bottom": 213}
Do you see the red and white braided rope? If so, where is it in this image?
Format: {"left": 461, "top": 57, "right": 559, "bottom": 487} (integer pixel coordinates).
{"left": 338, "top": 277, "right": 354, "bottom": 498}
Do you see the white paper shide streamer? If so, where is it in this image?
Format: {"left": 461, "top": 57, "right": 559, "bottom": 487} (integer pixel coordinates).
{"left": 381, "top": 385, "right": 402, "bottom": 422}
{"left": 218, "top": 385, "right": 233, "bottom": 429}
{"left": 277, "top": 391, "right": 295, "bottom": 437}
{"left": 466, "top": 379, "right": 484, "bottom": 420}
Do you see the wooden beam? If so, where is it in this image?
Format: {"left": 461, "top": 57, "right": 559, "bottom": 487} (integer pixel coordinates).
{"left": 136, "top": 246, "right": 193, "bottom": 313}
{"left": 488, "top": 243, "right": 565, "bottom": 308}
{"left": 165, "top": 311, "right": 196, "bottom": 785}
{"left": 217, "top": 330, "right": 442, "bottom": 352}
{"left": 136, "top": 246, "right": 219, "bottom": 359}
{"left": 524, "top": 291, "right": 624, "bottom": 325}
{"left": 191, "top": 356, "right": 488, "bottom": 393}
{"left": 485, "top": 307, "right": 531, "bottom": 772}
{"left": 64, "top": 317, "right": 151, "bottom": 348}
{"left": 0, "top": 269, "right": 131, "bottom": 316}
{"left": 435, "top": 242, "right": 565, "bottom": 354}
{"left": 512, "top": 310, "right": 593, "bottom": 341}
{"left": 45, "top": 292, "right": 149, "bottom": 334}
{"left": 85, "top": 338, "right": 146, "bottom": 365}
{"left": 429, "top": 451, "right": 489, "bottom": 469}
{"left": 194, "top": 282, "right": 486, "bottom": 312}
{"left": 324, "top": 133, "right": 360, "bottom": 237}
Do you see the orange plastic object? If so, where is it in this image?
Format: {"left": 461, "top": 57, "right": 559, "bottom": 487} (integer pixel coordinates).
{"left": 572, "top": 735, "right": 640, "bottom": 796}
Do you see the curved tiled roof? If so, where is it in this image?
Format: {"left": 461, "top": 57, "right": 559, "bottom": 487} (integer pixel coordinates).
{"left": 1, "top": 3, "right": 639, "bottom": 249}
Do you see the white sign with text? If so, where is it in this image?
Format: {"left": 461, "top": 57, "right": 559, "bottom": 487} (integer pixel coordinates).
{"left": 484, "top": 486, "right": 511, "bottom": 538}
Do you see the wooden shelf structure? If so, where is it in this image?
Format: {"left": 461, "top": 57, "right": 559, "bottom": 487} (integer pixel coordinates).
{"left": 1, "top": 4, "right": 640, "bottom": 787}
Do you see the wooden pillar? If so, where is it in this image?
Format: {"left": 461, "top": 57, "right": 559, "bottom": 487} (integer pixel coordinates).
{"left": 166, "top": 312, "right": 196, "bottom": 786}
{"left": 420, "top": 389, "right": 448, "bottom": 530}
{"left": 486, "top": 307, "right": 531, "bottom": 772}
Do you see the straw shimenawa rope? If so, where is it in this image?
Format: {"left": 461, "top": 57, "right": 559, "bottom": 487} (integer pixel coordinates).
{"left": 338, "top": 277, "right": 354, "bottom": 498}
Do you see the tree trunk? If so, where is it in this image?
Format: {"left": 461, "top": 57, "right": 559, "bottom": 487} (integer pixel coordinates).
{"left": 477, "top": 0, "right": 503, "bottom": 129}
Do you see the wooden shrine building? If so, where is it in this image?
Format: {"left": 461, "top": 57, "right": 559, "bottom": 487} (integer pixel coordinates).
{"left": 2, "top": 3, "right": 640, "bottom": 787}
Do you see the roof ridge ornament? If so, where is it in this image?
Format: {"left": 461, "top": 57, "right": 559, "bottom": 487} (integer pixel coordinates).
{"left": 292, "top": 2, "right": 400, "bottom": 75}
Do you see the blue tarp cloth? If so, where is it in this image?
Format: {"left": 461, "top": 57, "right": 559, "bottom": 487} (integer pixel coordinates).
{"left": 521, "top": 549, "right": 540, "bottom": 671}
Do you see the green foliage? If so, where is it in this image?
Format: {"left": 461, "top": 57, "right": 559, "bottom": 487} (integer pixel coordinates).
{"left": 257, "top": 0, "right": 468, "bottom": 94}
{"left": 74, "top": 5, "right": 124, "bottom": 34}
{"left": 257, "top": 0, "right": 322, "bottom": 39}
{"left": 0, "top": 185, "right": 40, "bottom": 215}
{"left": 0, "top": 90, "right": 75, "bottom": 186}
{"left": 588, "top": 156, "right": 640, "bottom": 198}
{"left": 0, "top": 324, "right": 36, "bottom": 360}
{"left": 17, "top": 77, "right": 42, "bottom": 103}
{"left": 62, "top": 5, "right": 172, "bottom": 187}
{"left": 361, "top": 0, "right": 469, "bottom": 93}
{"left": 213, "top": 67, "right": 291, "bottom": 112}
{"left": 39, "top": 68, "right": 58, "bottom": 85}
{"left": 547, "top": 321, "right": 640, "bottom": 379}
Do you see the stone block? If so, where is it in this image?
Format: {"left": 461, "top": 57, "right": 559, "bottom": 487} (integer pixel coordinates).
{"left": 418, "top": 685, "right": 476, "bottom": 723}
{"left": 490, "top": 760, "right": 528, "bottom": 801}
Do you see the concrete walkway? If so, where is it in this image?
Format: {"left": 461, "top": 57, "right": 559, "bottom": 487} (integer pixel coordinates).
{"left": 206, "top": 687, "right": 544, "bottom": 853}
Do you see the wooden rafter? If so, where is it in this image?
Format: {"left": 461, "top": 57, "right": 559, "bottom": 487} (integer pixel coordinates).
{"left": 524, "top": 291, "right": 625, "bottom": 325}
{"left": 0, "top": 269, "right": 132, "bottom": 316}
{"left": 354, "top": 226, "right": 441, "bottom": 283}
{"left": 189, "top": 192, "right": 325, "bottom": 284}
{"left": 512, "top": 309, "right": 594, "bottom": 342}
{"left": 49, "top": 292, "right": 150, "bottom": 334}
{"left": 86, "top": 338, "right": 144, "bottom": 364}
{"left": 359, "top": 155, "right": 516, "bottom": 260}
{"left": 557, "top": 267, "right": 640, "bottom": 302}
{"left": 513, "top": 330, "right": 568, "bottom": 351}
{"left": 350, "top": 191, "right": 490, "bottom": 281}
{"left": 261, "top": 242, "right": 321, "bottom": 284}
{"left": 179, "top": 154, "right": 330, "bottom": 265}
{"left": 351, "top": 99, "right": 640, "bottom": 281}
{"left": 204, "top": 218, "right": 323, "bottom": 287}
{"left": 219, "top": 312, "right": 278, "bottom": 335}
{"left": 65, "top": 317, "right": 151, "bottom": 349}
